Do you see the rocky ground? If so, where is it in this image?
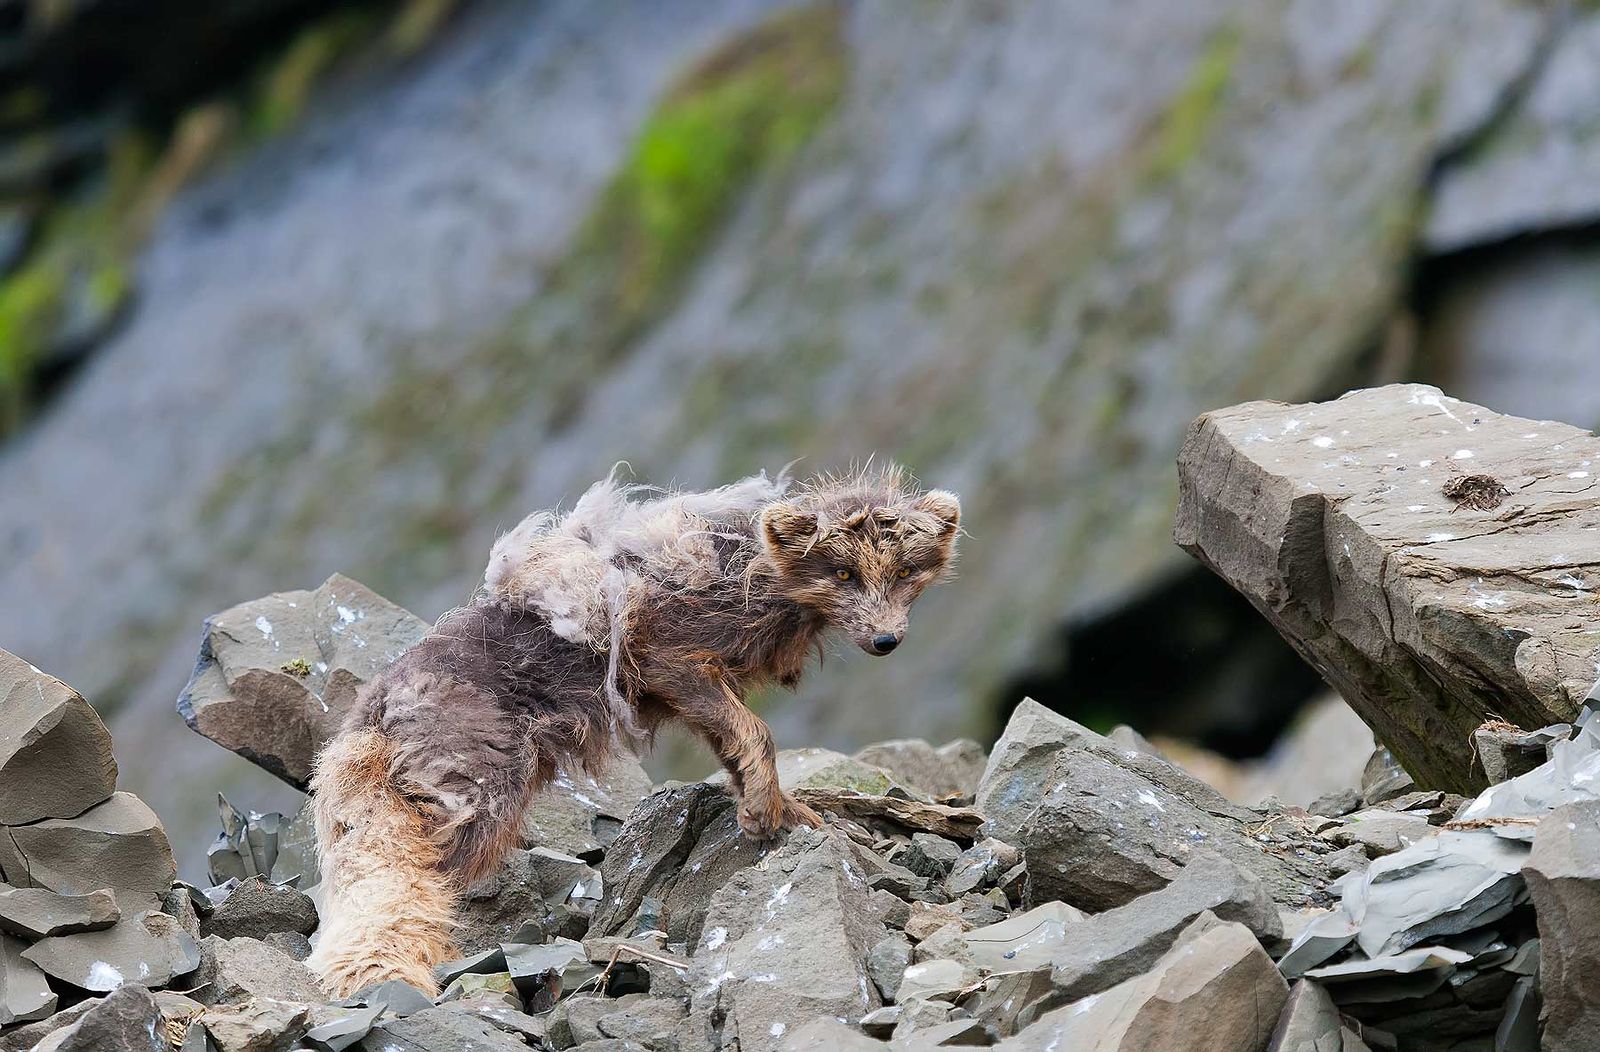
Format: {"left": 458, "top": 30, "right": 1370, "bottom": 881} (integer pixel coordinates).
{"left": 3, "top": 384, "right": 1599, "bottom": 1050}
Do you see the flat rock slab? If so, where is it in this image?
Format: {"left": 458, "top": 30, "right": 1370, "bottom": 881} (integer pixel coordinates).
{"left": 178, "top": 574, "right": 430, "bottom": 788}
{"left": 0, "top": 933, "right": 55, "bottom": 1025}
{"left": 1523, "top": 800, "right": 1600, "bottom": 1050}
{"left": 0, "top": 649, "right": 117, "bottom": 825}
{"left": 0, "top": 792, "right": 175, "bottom": 897}
{"left": 0, "top": 887, "right": 118, "bottom": 939}
{"left": 22, "top": 910, "right": 199, "bottom": 993}
{"left": 1176, "top": 383, "right": 1600, "bottom": 793}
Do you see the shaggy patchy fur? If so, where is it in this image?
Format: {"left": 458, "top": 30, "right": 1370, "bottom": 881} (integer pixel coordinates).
{"left": 310, "top": 465, "right": 960, "bottom": 995}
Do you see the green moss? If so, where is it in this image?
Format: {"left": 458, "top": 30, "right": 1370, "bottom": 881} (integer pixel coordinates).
{"left": 252, "top": 11, "right": 382, "bottom": 137}
{"left": 281, "top": 657, "right": 312, "bottom": 677}
{"left": 0, "top": 260, "right": 65, "bottom": 430}
{"left": 1145, "top": 25, "right": 1240, "bottom": 184}
{"left": 552, "top": 1, "right": 846, "bottom": 360}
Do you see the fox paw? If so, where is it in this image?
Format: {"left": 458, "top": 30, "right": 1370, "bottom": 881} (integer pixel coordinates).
{"left": 738, "top": 790, "right": 824, "bottom": 839}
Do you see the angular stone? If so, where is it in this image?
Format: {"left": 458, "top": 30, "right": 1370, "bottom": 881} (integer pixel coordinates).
{"left": 688, "top": 828, "right": 886, "bottom": 1052}
{"left": 178, "top": 574, "right": 431, "bottom": 788}
{"left": 591, "top": 783, "right": 773, "bottom": 946}
{"left": 1523, "top": 800, "right": 1600, "bottom": 1050}
{"left": 976, "top": 700, "right": 1101, "bottom": 843}
{"left": 3, "top": 792, "right": 175, "bottom": 897}
{"left": 958, "top": 902, "right": 1084, "bottom": 974}
{"left": 201, "top": 877, "right": 317, "bottom": 941}
{"left": 1325, "top": 810, "right": 1437, "bottom": 857}
{"left": 363, "top": 1005, "right": 531, "bottom": 1051}
{"left": 997, "top": 916, "right": 1288, "bottom": 1051}
{"left": 1175, "top": 384, "right": 1600, "bottom": 793}
{"left": 893, "top": 1016, "right": 987, "bottom": 1047}
{"left": 203, "top": 999, "right": 311, "bottom": 1052}
{"left": 896, "top": 959, "right": 976, "bottom": 1003}
{"left": 29, "top": 984, "right": 164, "bottom": 1052}
{"left": 458, "top": 847, "right": 599, "bottom": 952}
{"left": 900, "top": 834, "right": 961, "bottom": 880}
{"left": 1047, "top": 853, "right": 1282, "bottom": 1003}
{"left": 0, "top": 933, "right": 55, "bottom": 1025}
{"left": 1474, "top": 721, "right": 1569, "bottom": 785}
{"left": 1019, "top": 747, "right": 1332, "bottom": 911}
{"left": 1268, "top": 980, "right": 1371, "bottom": 1052}
{"left": 867, "top": 932, "right": 912, "bottom": 1001}
{"left": 853, "top": 739, "right": 988, "bottom": 800}
{"left": 0, "top": 886, "right": 118, "bottom": 939}
{"left": 189, "top": 935, "right": 324, "bottom": 1006}
{"left": 523, "top": 757, "right": 653, "bottom": 863}
{"left": 22, "top": 910, "right": 199, "bottom": 992}
{"left": 0, "top": 650, "right": 117, "bottom": 826}
{"left": 593, "top": 995, "right": 685, "bottom": 1045}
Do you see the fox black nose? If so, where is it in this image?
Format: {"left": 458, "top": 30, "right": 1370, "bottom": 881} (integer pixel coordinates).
{"left": 870, "top": 633, "right": 901, "bottom": 655}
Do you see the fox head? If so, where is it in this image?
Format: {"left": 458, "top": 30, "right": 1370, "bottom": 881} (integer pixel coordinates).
{"left": 758, "top": 472, "right": 961, "bottom": 656}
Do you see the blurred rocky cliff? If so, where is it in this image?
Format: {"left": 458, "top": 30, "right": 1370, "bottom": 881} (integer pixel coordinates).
{"left": 5, "top": 0, "right": 1600, "bottom": 867}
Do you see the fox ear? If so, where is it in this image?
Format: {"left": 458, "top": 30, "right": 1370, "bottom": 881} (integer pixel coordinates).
{"left": 761, "top": 503, "right": 820, "bottom": 557}
{"left": 914, "top": 489, "right": 961, "bottom": 535}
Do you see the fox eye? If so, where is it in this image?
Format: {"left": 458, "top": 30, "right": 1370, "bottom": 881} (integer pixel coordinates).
{"left": 897, "top": 567, "right": 912, "bottom": 579}
{"left": 834, "top": 568, "right": 853, "bottom": 582}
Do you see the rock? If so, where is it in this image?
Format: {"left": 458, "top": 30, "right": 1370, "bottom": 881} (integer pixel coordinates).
{"left": 362, "top": 1004, "right": 532, "bottom": 1051}
{"left": 591, "top": 783, "right": 774, "bottom": 946}
{"left": 178, "top": 574, "right": 431, "bottom": 788}
{"left": 503, "top": 937, "right": 590, "bottom": 1010}
{"left": 441, "top": 996, "right": 547, "bottom": 1044}
{"left": 201, "top": 877, "right": 317, "bottom": 941}
{"left": 976, "top": 700, "right": 1100, "bottom": 843}
{"left": 1474, "top": 721, "right": 1568, "bottom": 785}
{"left": 0, "top": 886, "right": 119, "bottom": 939}
{"left": 900, "top": 835, "right": 961, "bottom": 881}
{"left": 1175, "top": 384, "right": 1600, "bottom": 793}
{"left": 966, "top": 970, "right": 1057, "bottom": 1039}
{"left": 779, "top": 1016, "right": 886, "bottom": 1051}
{"left": 207, "top": 797, "right": 290, "bottom": 886}
{"left": 0, "top": 650, "right": 117, "bottom": 824}
{"left": 996, "top": 915, "right": 1288, "bottom": 1051}
{"left": 21, "top": 910, "right": 199, "bottom": 993}
{"left": 956, "top": 902, "right": 1084, "bottom": 974}
{"left": 896, "top": 959, "right": 976, "bottom": 1003}
{"left": 1326, "top": 810, "right": 1437, "bottom": 857}
{"left": 0, "top": 791, "right": 176, "bottom": 897}
{"left": 1361, "top": 749, "right": 1416, "bottom": 807}
{"left": 0, "top": 998, "right": 98, "bottom": 1052}
{"left": 1309, "top": 789, "right": 1363, "bottom": 819}
{"left": 867, "top": 932, "right": 912, "bottom": 1001}
{"left": 687, "top": 828, "right": 886, "bottom": 1052}
{"left": 1268, "top": 980, "right": 1371, "bottom": 1052}
{"left": 188, "top": 935, "right": 324, "bottom": 1006}
{"left": 1019, "top": 746, "right": 1332, "bottom": 911}
{"left": 523, "top": 758, "right": 654, "bottom": 863}
{"left": 853, "top": 740, "right": 988, "bottom": 800}
{"left": 892, "top": 1016, "right": 987, "bottom": 1048}
{"left": 592, "top": 995, "right": 685, "bottom": 1046}
{"left": 203, "top": 999, "right": 311, "bottom": 1052}
{"left": 1046, "top": 854, "right": 1282, "bottom": 1003}
{"left": 302, "top": 1004, "right": 385, "bottom": 1051}
{"left": 30, "top": 984, "right": 165, "bottom": 1052}
{"left": 0, "top": 933, "right": 55, "bottom": 1024}
{"left": 458, "top": 847, "right": 600, "bottom": 951}
{"left": 1522, "top": 800, "right": 1600, "bottom": 1050}
{"left": 943, "top": 839, "right": 1018, "bottom": 898}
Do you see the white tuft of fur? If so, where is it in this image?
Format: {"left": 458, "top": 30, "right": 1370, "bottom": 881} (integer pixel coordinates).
{"left": 484, "top": 469, "right": 789, "bottom": 736}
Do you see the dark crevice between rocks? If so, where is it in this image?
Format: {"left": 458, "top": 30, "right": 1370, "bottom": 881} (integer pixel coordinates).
{"left": 995, "top": 566, "right": 1327, "bottom": 761}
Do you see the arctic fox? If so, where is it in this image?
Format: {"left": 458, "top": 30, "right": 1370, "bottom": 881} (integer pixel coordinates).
{"left": 308, "top": 465, "right": 961, "bottom": 994}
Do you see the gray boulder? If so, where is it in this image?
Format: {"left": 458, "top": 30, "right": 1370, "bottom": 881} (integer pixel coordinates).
{"left": 188, "top": 935, "right": 324, "bottom": 1006}
{"left": 21, "top": 910, "right": 199, "bottom": 993}
{"left": 1176, "top": 384, "right": 1600, "bottom": 793}
{"left": 202, "top": 999, "right": 311, "bottom": 1052}
{"left": 0, "top": 792, "right": 176, "bottom": 902}
{"left": 30, "top": 984, "right": 165, "bottom": 1052}
{"left": 1019, "top": 746, "right": 1333, "bottom": 911}
{"left": 687, "top": 828, "right": 886, "bottom": 1052}
{"left": 201, "top": 877, "right": 318, "bottom": 941}
{"left": 1267, "top": 980, "right": 1371, "bottom": 1052}
{"left": 976, "top": 700, "right": 1100, "bottom": 843}
{"left": 997, "top": 915, "right": 1288, "bottom": 1051}
{"left": 179, "top": 574, "right": 430, "bottom": 789}
{"left": 0, "top": 887, "right": 118, "bottom": 939}
{"left": 1523, "top": 800, "right": 1600, "bottom": 1051}
{"left": 1046, "top": 853, "right": 1281, "bottom": 1003}
{"left": 0, "top": 933, "right": 55, "bottom": 1025}
{"left": 0, "top": 650, "right": 117, "bottom": 825}
{"left": 592, "top": 783, "right": 774, "bottom": 946}
{"left": 779, "top": 1017, "right": 886, "bottom": 1051}
{"left": 361, "top": 1005, "right": 531, "bottom": 1051}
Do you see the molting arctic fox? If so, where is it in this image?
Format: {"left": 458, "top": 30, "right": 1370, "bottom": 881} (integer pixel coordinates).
{"left": 307, "top": 466, "right": 961, "bottom": 995}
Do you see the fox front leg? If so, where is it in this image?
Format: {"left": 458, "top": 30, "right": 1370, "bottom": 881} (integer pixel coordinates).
{"left": 671, "top": 676, "right": 821, "bottom": 838}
